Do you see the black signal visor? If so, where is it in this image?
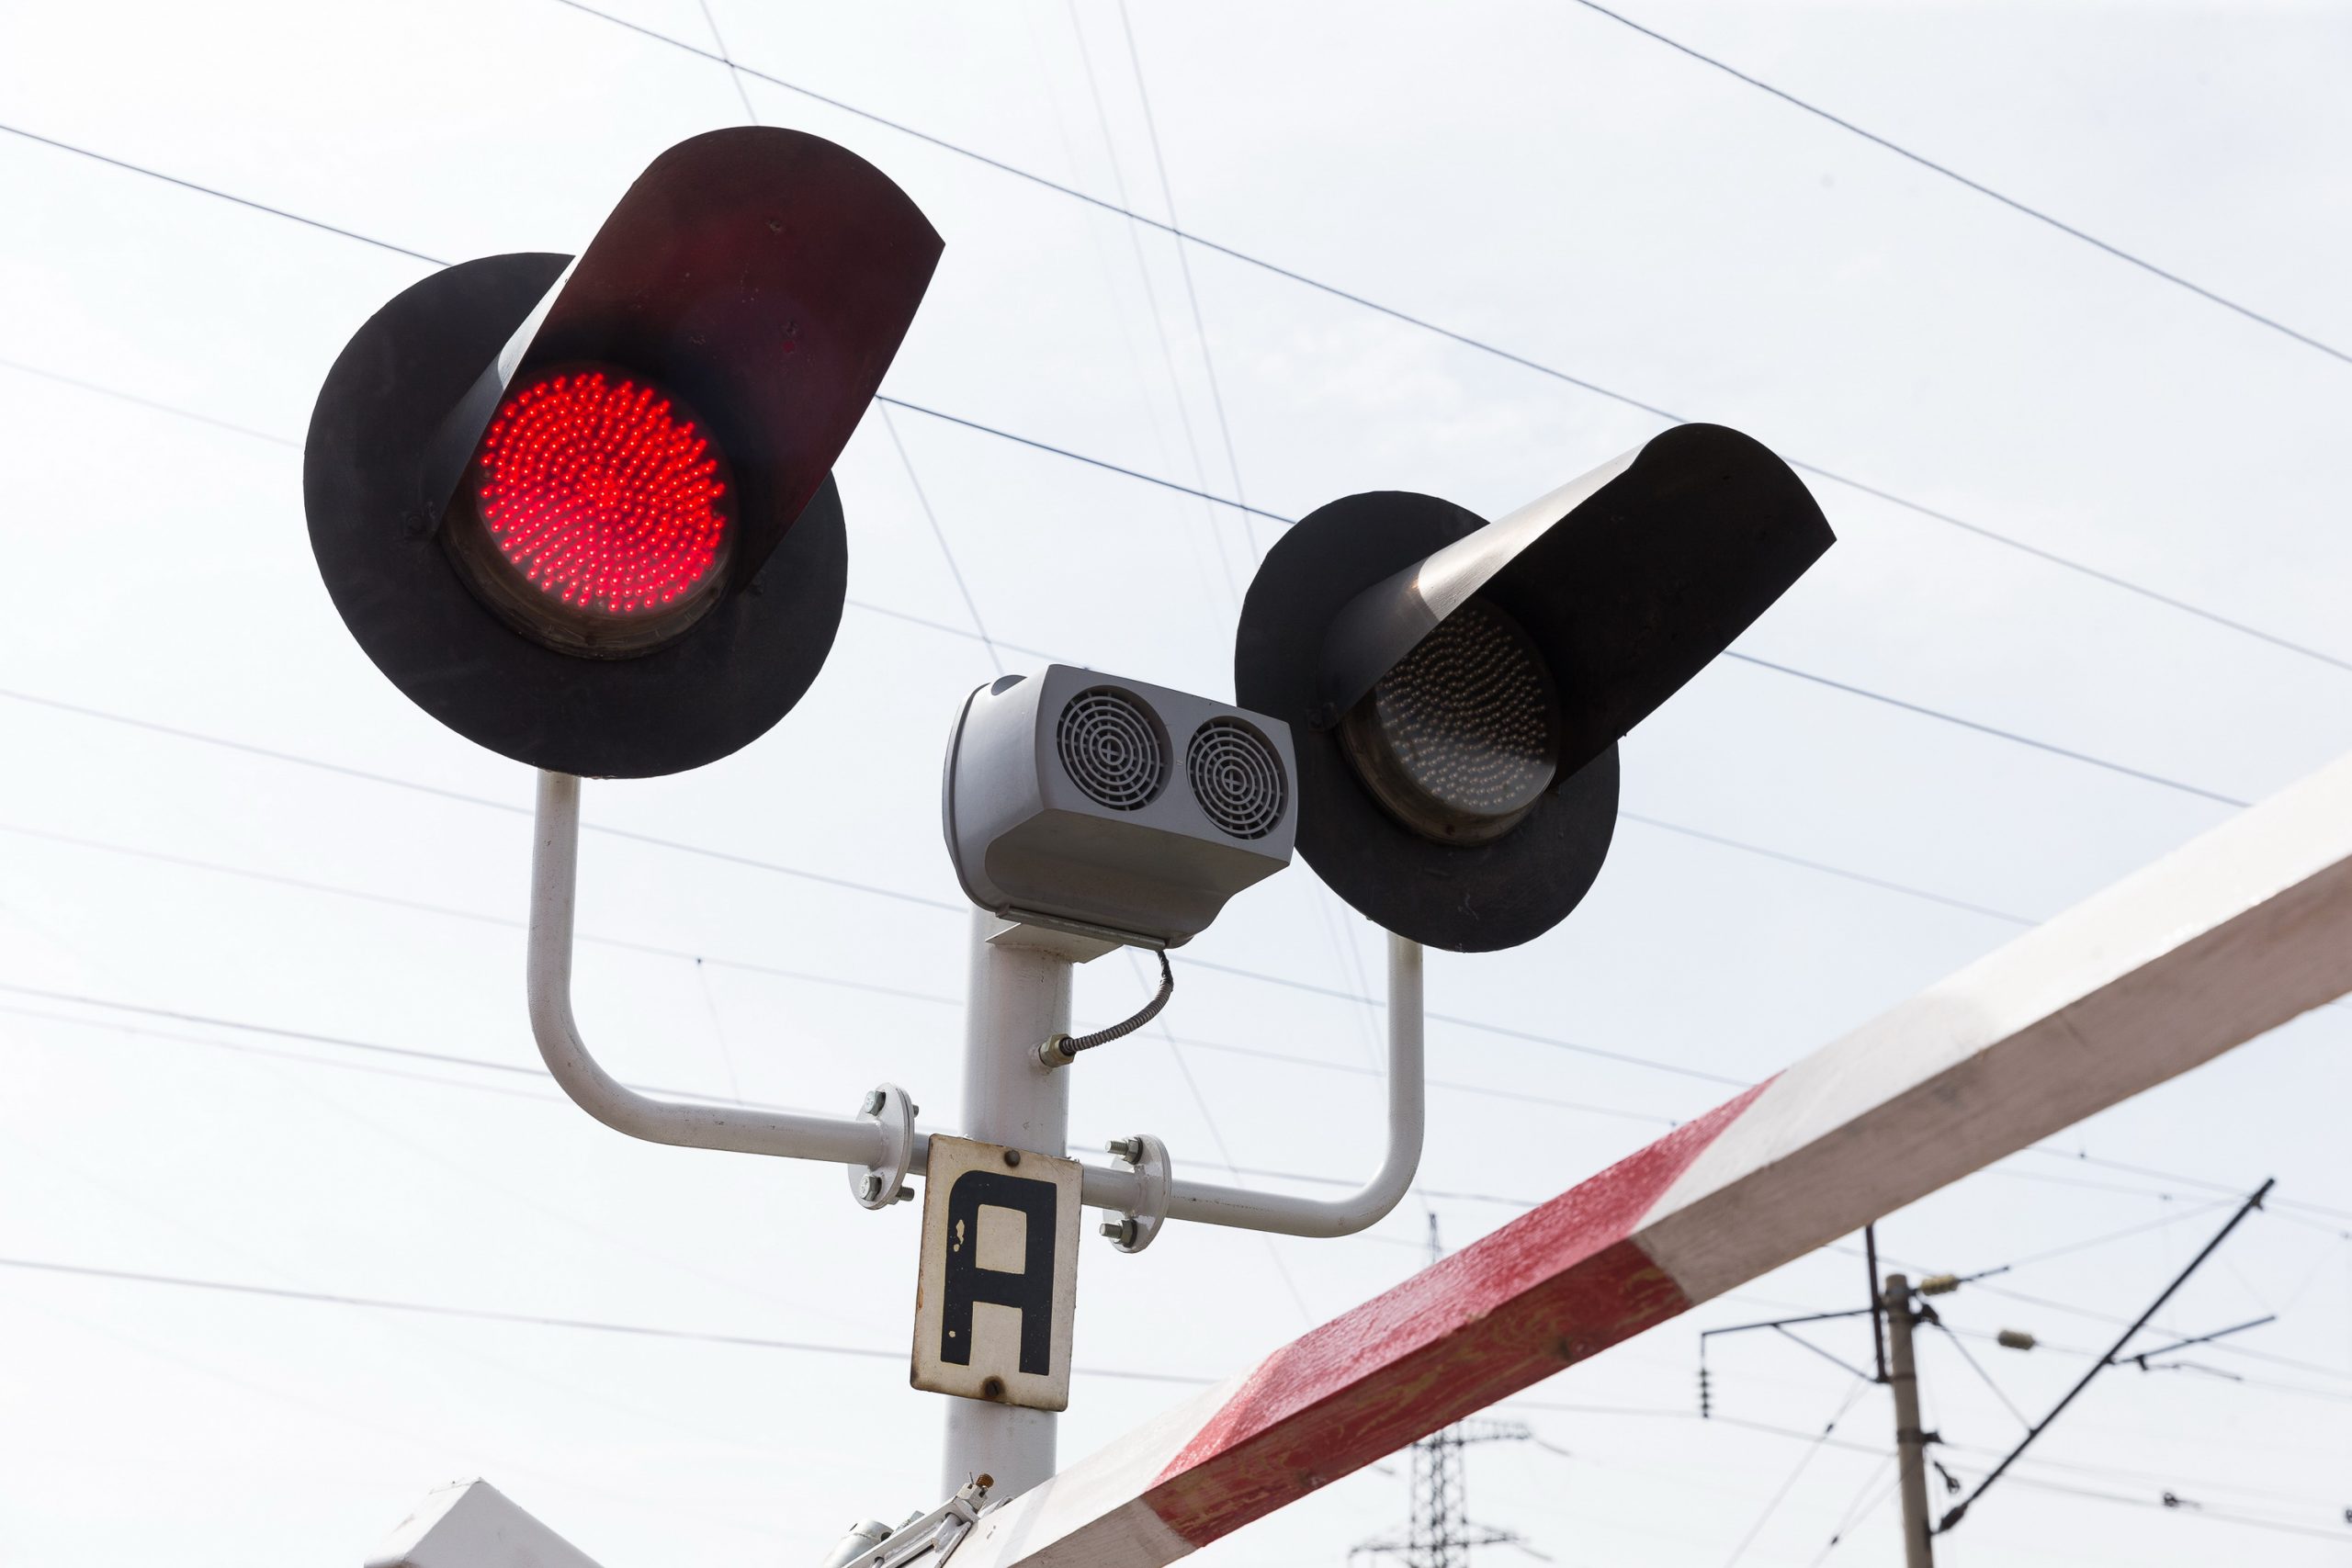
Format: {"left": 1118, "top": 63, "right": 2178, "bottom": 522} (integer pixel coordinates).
{"left": 1236, "top": 424, "right": 1833, "bottom": 952}
{"left": 423, "top": 126, "right": 943, "bottom": 593}
{"left": 306, "top": 126, "right": 942, "bottom": 779}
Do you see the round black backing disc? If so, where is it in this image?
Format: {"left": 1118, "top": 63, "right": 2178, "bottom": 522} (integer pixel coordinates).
{"left": 1235, "top": 491, "right": 1619, "bottom": 953}
{"left": 304, "top": 254, "right": 849, "bottom": 779}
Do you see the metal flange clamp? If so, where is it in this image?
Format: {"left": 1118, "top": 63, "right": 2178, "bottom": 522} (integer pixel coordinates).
{"left": 848, "top": 1082, "right": 919, "bottom": 1211}
{"left": 1098, "top": 1133, "right": 1171, "bottom": 1253}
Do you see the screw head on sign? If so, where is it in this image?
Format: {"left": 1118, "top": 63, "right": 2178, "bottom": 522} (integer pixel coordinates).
{"left": 981, "top": 1376, "right": 1006, "bottom": 1400}
{"left": 1003, "top": 1149, "right": 1022, "bottom": 1168}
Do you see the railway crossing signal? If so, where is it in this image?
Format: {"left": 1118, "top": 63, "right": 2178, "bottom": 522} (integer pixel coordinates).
{"left": 311, "top": 120, "right": 2352, "bottom": 1568}
{"left": 304, "top": 127, "right": 941, "bottom": 778}
{"left": 1236, "top": 424, "right": 1833, "bottom": 951}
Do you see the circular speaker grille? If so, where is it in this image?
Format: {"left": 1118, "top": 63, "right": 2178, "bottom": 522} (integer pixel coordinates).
{"left": 1188, "top": 719, "right": 1287, "bottom": 840}
{"left": 1057, "top": 687, "right": 1167, "bottom": 810}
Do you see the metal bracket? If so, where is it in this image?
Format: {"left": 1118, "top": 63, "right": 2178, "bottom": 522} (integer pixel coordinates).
{"left": 848, "top": 1082, "right": 919, "bottom": 1210}
{"left": 1098, "top": 1134, "right": 1171, "bottom": 1253}
{"left": 830, "top": 1477, "right": 992, "bottom": 1568}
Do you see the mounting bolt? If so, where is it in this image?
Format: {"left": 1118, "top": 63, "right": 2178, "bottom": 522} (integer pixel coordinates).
{"left": 857, "top": 1173, "right": 884, "bottom": 1203}
{"left": 1101, "top": 1216, "right": 1138, "bottom": 1247}
{"left": 894, "top": 1185, "right": 915, "bottom": 1203}
{"left": 1105, "top": 1135, "right": 1145, "bottom": 1164}
{"left": 860, "top": 1089, "right": 886, "bottom": 1116}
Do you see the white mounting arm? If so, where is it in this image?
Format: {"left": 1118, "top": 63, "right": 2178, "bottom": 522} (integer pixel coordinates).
{"left": 528, "top": 770, "right": 1423, "bottom": 1238}
{"left": 529, "top": 770, "right": 895, "bottom": 1168}
{"left": 1080, "top": 934, "right": 1424, "bottom": 1239}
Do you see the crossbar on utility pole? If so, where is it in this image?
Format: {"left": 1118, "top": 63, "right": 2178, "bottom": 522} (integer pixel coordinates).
{"left": 1936, "top": 1179, "right": 2275, "bottom": 1535}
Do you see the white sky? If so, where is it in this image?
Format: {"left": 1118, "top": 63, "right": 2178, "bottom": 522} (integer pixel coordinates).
{"left": 1, "top": 1, "right": 2348, "bottom": 1564}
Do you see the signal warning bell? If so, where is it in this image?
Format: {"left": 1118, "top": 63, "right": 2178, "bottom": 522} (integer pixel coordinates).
{"left": 304, "top": 128, "right": 942, "bottom": 779}
{"left": 1236, "top": 424, "right": 1834, "bottom": 952}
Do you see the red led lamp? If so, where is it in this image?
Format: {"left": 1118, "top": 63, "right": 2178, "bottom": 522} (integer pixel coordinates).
{"left": 442, "top": 367, "right": 738, "bottom": 658}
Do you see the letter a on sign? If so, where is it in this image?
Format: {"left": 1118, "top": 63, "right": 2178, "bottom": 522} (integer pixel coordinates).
{"left": 911, "top": 1136, "right": 1081, "bottom": 1412}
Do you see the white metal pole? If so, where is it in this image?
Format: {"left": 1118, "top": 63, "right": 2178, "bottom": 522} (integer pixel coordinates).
{"left": 942, "top": 908, "right": 1074, "bottom": 1501}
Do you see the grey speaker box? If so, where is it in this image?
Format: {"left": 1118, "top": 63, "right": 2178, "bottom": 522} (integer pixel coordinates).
{"left": 942, "top": 665, "right": 1298, "bottom": 948}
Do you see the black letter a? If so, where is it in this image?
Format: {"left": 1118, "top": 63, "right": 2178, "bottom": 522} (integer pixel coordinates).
{"left": 940, "top": 1170, "right": 1057, "bottom": 1375}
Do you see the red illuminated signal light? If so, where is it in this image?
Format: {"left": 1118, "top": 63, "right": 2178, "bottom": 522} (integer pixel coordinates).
{"left": 443, "top": 367, "right": 738, "bottom": 657}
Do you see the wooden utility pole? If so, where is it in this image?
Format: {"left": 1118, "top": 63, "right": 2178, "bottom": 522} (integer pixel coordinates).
{"left": 1883, "top": 1275, "right": 1934, "bottom": 1568}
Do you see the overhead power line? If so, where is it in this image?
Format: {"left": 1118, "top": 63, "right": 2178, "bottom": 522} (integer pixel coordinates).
{"left": 0, "top": 331, "right": 2271, "bottom": 814}
{"left": 12, "top": 975, "right": 2336, "bottom": 1240}
{"left": 1555, "top": 1407, "right": 2352, "bottom": 1546}
{"left": 0, "top": 988, "right": 1541, "bottom": 1224}
{"left": 1722, "top": 651, "right": 2249, "bottom": 808}
{"left": 22, "top": 52, "right": 2312, "bottom": 694}
{"left": 1559, "top": 0, "right": 2352, "bottom": 370}
{"left": 0, "top": 1253, "right": 1213, "bottom": 1387}
{"left": 4, "top": 336, "right": 2255, "bottom": 818}
{"left": 875, "top": 393, "right": 1290, "bottom": 522}
{"left": 0, "top": 353, "right": 299, "bottom": 447}
{"left": 534, "top": 0, "right": 2352, "bottom": 681}
{"left": 0, "top": 683, "right": 2043, "bottom": 1079}
{"left": 1114, "top": 0, "right": 1257, "bottom": 562}
{"left": 0, "top": 121, "right": 443, "bottom": 265}
{"left": 0, "top": 332, "right": 2278, "bottom": 822}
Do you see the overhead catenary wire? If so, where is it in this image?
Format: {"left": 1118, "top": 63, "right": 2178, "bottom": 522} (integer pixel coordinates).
{"left": 1114, "top": 0, "right": 1257, "bottom": 564}
{"left": 689, "top": 0, "right": 761, "bottom": 128}
{"left": 0, "top": 1253, "right": 1215, "bottom": 1387}
{"left": 1062, "top": 0, "right": 1245, "bottom": 600}
{"left": 0, "top": 722, "right": 1915, "bottom": 1089}
{"left": 5, "top": 36, "right": 2352, "bottom": 1561}
{"left": 13, "top": 995, "right": 2348, "bottom": 1541}
{"left": 1533, "top": 1404, "right": 2352, "bottom": 1546}
{"left": 522, "top": 4, "right": 2352, "bottom": 681}
{"left": 9, "top": 800, "right": 2345, "bottom": 1247}
{"left": 17, "top": 1245, "right": 2338, "bottom": 1542}
{"left": 1557, "top": 0, "right": 2352, "bottom": 370}
{"left": 0, "top": 117, "right": 2291, "bottom": 825}
{"left": 876, "top": 401, "right": 1003, "bottom": 676}
{"left": 6, "top": 988, "right": 1541, "bottom": 1240}
{"left": 0, "top": 342, "right": 2267, "bottom": 820}
{"left": 9, "top": 0, "right": 2346, "bottom": 1327}
{"left": 1717, "top": 1378, "right": 1871, "bottom": 1566}
{"left": 0, "top": 120, "right": 442, "bottom": 265}
{"left": 17, "top": 42, "right": 2352, "bottom": 689}
{"left": 11, "top": 975, "right": 2324, "bottom": 1259}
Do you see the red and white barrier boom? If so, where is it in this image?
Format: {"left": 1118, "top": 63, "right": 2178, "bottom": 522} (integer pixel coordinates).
{"left": 946, "top": 749, "right": 2352, "bottom": 1568}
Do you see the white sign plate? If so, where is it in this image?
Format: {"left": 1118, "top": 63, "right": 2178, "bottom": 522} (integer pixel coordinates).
{"left": 911, "top": 1135, "right": 1081, "bottom": 1412}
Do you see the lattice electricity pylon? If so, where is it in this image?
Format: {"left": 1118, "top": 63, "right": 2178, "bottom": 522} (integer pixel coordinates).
{"left": 1351, "top": 1220, "right": 1550, "bottom": 1568}
{"left": 1350, "top": 1418, "right": 1546, "bottom": 1568}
